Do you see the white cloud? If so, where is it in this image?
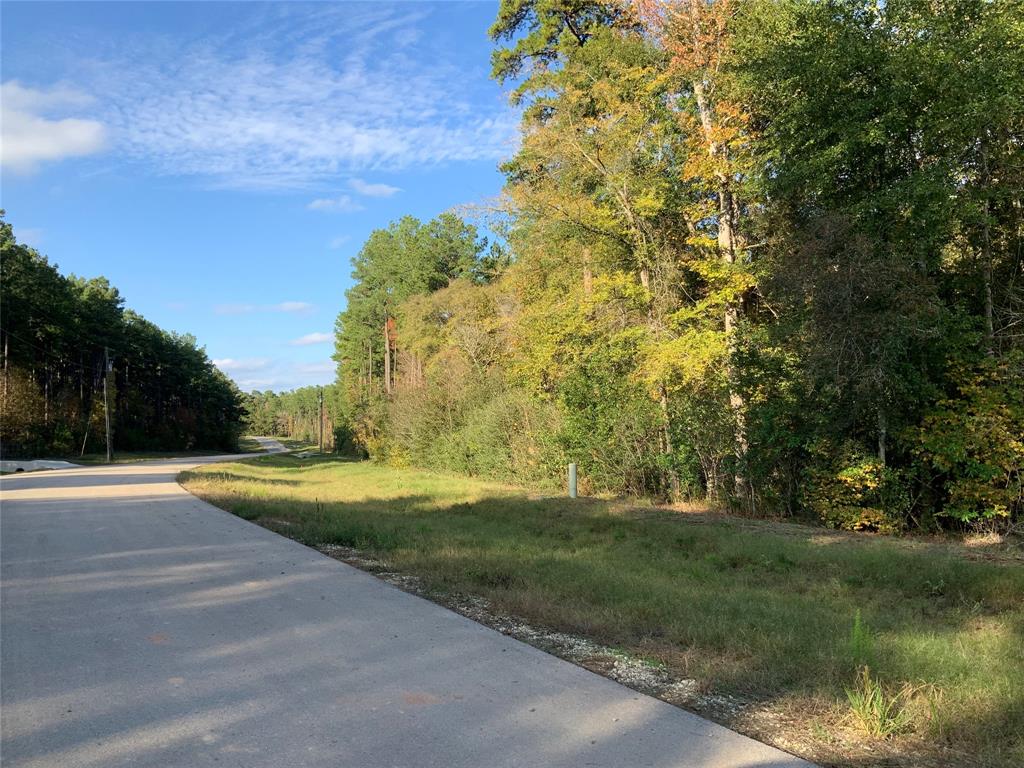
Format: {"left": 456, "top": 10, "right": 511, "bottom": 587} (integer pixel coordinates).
{"left": 214, "top": 303, "right": 257, "bottom": 316}
{"left": 0, "top": 81, "right": 107, "bottom": 173}
{"left": 349, "top": 177, "right": 400, "bottom": 197}
{"left": 214, "top": 301, "right": 315, "bottom": 315}
{"left": 297, "top": 361, "right": 336, "bottom": 375}
{"left": 328, "top": 235, "right": 350, "bottom": 249}
{"left": 274, "top": 301, "right": 315, "bottom": 314}
{"left": 308, "top": 194, "right": 363, "bottom": 213}
{"left": 16, "top": 227, "right": 45, "bottom": 248}
{"left": 51, "top": 5, "right": 518, "bottom": 188}
{"left": 218, "top": 357, "right": 335, "bottom": 391}
{"left": 290, "top": 332, "right": 333, "bottom": 346}
{"left": 213, "top": 357, "right": 272, "bottom": 373}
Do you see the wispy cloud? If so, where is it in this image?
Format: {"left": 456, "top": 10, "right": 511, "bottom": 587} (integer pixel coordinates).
{"left": 290, "top": 332, "right": 333, "bottom": 346}
{"left": 274, "top": 301, "right": 314, "bottom": 314}
{"left": 213, "top": 357, "right": 272, "bottom": 373}
{"left": 65, "top": 5, "right": 518, "bottom": 189}
{"left": 214, "top": 303, "right": 257, "bottom": 316}
{"left": 16, "top": 227, "right": 45, "bottom": 248}
{"left": 308, "top": 194, "right": 364, "bottom": 213}
{"left": 297, "top": 361, "right": 335, "bottom": 375}
{"left": 349, "top": 177, "right": 400, "bottom": 197}
{"left": 214, "top": 301, "right": 315, "bottom": 315}
{"left": 217, "top": 357, "right": 335, "bottom": 391}
{"left": 0, "top": 81, "right": 107, "bottom": 173}
{"left": 328, "top": 235, "right": 351, "bottom": 250}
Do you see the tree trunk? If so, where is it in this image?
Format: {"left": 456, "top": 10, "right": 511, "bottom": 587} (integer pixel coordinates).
{"left": 981, "top": 149, "right": 995, "bottom": 355}
{"left": 692, "top": 69, "right": 750, "bottom": 504}
{"left": 383, "top": 320, "right": 392, "bottom": 395}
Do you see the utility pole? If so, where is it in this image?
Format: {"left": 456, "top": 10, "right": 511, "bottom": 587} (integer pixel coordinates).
{"left": 103, "top": 347, "right": 113, "bottom": 463}
{"left": 318, "top": 387, "right": 324, "bottom": 454}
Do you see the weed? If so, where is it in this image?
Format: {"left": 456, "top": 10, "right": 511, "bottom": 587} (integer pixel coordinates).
{"left": 847, "top": 609, "right": 874, "bottom": 667}
{"left": 845, "top": 666, "right": 913, "bottom": 739}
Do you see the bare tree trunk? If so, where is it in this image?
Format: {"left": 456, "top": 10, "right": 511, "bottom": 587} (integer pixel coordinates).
{"left": 982, "top": 147, "right": 995, "bottom": 355}
{"left": 692, "top": 71, "right": 750, "bottom": 503}
{"left": 383, "top": 320, "right": 392, "bottom": 395}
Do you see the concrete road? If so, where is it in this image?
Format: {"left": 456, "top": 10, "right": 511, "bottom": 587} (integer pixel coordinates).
{"left": 251, "top": 436, "right": 288, "bottom": 453}
{"left": 1, "top": 455, "right": 810, "bottom": 768}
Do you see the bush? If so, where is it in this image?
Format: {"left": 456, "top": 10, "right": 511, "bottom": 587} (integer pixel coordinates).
{"left": 384, "top": 361, "right": 560, "bottom": 485}
{"left": 911, "top": 355, "right": 1024, "bottom": 526}
{"left": 803, "top": 442, "right": 910, "bottom": 533}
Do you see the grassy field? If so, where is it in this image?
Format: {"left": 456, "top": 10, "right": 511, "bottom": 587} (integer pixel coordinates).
{"left": 180, "top": 455, "right": 1024, "bottom": 768}
{"left": 273, "top": 436, "right": 322, "bottom": 452}
{"left": 72, "top": 449, "right": 229, "bottom": 464}
{"left": 237, "top": 436, "right": 268, "bottom": 453}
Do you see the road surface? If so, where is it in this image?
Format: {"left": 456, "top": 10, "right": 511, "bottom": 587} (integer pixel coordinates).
{"left": 1, "top": 453, "right": 810, "bottom": 768}
{"left": 251, "top": 436, "right": 287, "bottom": 453}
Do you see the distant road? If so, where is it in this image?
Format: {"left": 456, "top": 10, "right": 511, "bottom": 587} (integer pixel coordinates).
{"left": 251, "top": 436, "right": 287, "bottom": 453}
{"left": 0, "top": 455, "right": 810, "bottom": 768}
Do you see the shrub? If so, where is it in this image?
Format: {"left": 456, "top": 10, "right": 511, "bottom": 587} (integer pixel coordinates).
{"left": 803, "top": 442, "right": 910, "bottom": 533}
{"left": 911, "top": 354, "right": 1024, "bottom": 526}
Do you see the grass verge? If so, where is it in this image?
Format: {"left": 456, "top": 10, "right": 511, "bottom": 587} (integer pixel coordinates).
{"left": 237, "top": 436, "right": 268, "bottom": 453}
{"left": 180, "top": 455, "right": 1024, "bottom": 768}
{"left": 273, "top": 436, "right": 321, "bottom": 452}
{"left": 72, "top": 449, "right": 227, "bottom": 464}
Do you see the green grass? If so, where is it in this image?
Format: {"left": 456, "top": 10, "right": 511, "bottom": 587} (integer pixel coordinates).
{"left": 72, "top": 449, "right": 229, "bottom": 464}
{"left": 181, "top": 455, "right": 1024, "bottom": 767}
{"left": 237, "top": 436, "right": 268, "bottom": 453}
{"left": 273, "top": 435, "right": 321, "bottom": 452}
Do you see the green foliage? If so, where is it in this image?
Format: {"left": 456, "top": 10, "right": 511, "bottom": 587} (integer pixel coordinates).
{"left": 319, "top": 0, "right": 1024, "bottom": 532}
{"left": 845, "top": 667, "right": 914, "bottom": 739}
{"left": 241, "top": 384, "right": 345, "bottom": 451}
{"left": 489, "top": 0, "right": 634, "bottom": 105}
{"left": 911, "top": 354, "right": 1024, "bottom": 524}
{"left": 847, "top": 610, "right": 874, "bottom": 669}
{"left": 0, "top": 214, "right": 243, "bottom": 456}
{"left": 554, "top": 328, "right": 668, "bottom": 496}
{"left": 804, "top": 443, "right": 911, "bottom": 534}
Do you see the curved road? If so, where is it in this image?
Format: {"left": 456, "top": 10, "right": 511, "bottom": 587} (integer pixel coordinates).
{"left": 1, "top": 448, "right": 809, "bottom": 768}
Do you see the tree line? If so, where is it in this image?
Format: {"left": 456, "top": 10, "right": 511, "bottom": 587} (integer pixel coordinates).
{"left": 242, "top": 386, "right": 345, "bottom": 451}
{"left": 1, "top": 214, "right": 244, "bottom": 457}
{"left": 335, "top": 0, "right": 1018, "bottom": 533}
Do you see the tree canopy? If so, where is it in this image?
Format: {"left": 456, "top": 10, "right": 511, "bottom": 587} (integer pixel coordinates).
{"left": 325, "top": 0, "right": 1022, "bottom": 532}
{"left": 1, "top": 214, "right": 244, "bottom": 456}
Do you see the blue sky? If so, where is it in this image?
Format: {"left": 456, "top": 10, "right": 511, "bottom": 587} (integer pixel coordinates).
{"left": 1, "top": 1, "right": 516, "bottom": 391}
